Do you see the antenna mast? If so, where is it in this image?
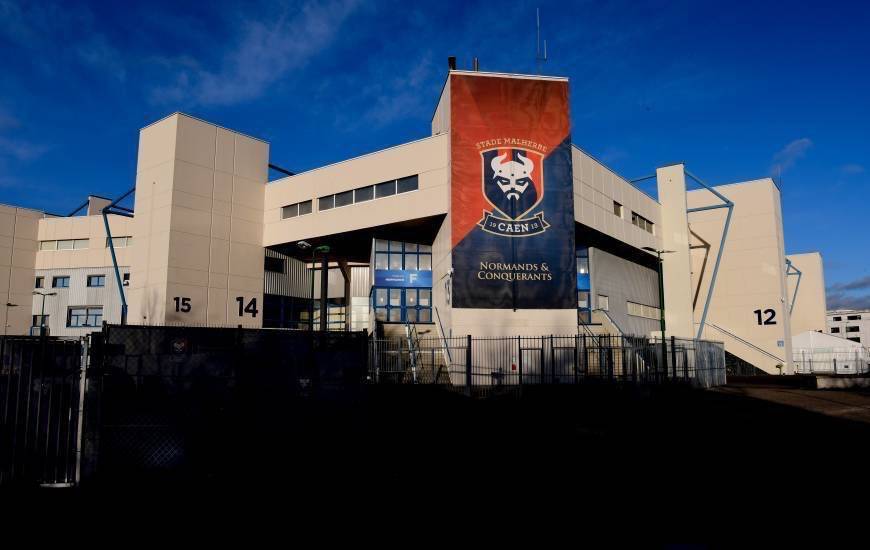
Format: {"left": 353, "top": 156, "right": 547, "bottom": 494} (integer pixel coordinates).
{"left": 536, "top": 8, "right": 548, "bottom": 74}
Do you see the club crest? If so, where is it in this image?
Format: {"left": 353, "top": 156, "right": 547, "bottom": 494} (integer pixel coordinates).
{"left": 478, "top": 147, "right": 549, "bottom": 237}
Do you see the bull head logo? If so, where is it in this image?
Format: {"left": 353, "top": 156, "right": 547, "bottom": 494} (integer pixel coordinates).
{"left": 491, "top": 152, "right": 534, "bottom": 201}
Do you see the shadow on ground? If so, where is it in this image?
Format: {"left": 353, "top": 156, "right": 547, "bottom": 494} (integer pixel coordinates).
{"left": 73, "top": 381, "right": 870, "bottom": 499}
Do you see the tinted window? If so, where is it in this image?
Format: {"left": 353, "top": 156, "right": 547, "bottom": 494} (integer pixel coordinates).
{"left": 355, "top": 186, "right": 374, "bottom": 202}
{"left": 264, "top": 257, "right": 284, "bottom": 273}
{"left": 335, "top": 190, "right": 353, "bottom": 207}
{"left": 298, "top": 200, "right": 312, "bottom": 215}
{"left": 319, "top": 195, "right": 334, "bottom": 211}
{"left": 397, "top": 175, "right": 418, "bottom": 194}
{"left": 282, "top": 204, "right": 298, "bottom": 218}
{"left": 375, "top": 181, "right": 396, "bottom": 198}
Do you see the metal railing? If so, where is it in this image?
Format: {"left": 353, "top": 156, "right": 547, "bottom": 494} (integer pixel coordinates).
{"left": 369, "top": 334, "right": 726, "bottom": 390}
{"left": 793, "top": 348, "right": 870, "bottom": 375}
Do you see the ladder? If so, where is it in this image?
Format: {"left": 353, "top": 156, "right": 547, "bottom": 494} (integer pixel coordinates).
{"left": 404, "top": 321, "right": 422, "bottom": 383}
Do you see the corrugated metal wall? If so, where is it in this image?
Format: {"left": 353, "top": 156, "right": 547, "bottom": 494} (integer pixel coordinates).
{"left": 32, "top": 266, "right": 129, "bottom": 337}
{"left": 350, "top": 266, "right": 370, "bottom": 298}
{"left": 264, "top": 248, "right": 311, "bottom": 298}
{"left": 590, "top": 247, "right": 659, "bottom": 337}
{"left": 264, "top": 249, "right": 371, "bottom": 301}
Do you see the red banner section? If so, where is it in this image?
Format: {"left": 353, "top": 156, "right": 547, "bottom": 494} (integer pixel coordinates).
{"left": 449, "top": 73, "right": 575, "bottom": 310}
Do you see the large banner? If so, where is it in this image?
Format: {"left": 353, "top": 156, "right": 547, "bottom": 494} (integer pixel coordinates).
{"left": 450, "top": 74, "right": 575, "bottom": 309}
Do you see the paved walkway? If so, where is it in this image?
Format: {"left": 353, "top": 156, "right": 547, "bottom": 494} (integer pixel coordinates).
{"left": 715, "top": 383, "right": 870, "bottom": 424}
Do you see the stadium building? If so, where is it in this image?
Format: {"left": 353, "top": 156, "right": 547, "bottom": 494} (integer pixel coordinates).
{"left": 0, "top": 65, "right": 827, "bottom": 374}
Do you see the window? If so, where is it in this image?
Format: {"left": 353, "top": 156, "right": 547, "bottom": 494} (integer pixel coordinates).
{"left": 106, "top": 236, "right": 131, "bottom": 248}
{"left": 355, "top": 186, "right": 374, "bottom": 202}
{"left": 631, "top": 212, "right": 654, "bottom": 234}
{"left": 847, "top": 315, "right": 862, "bottom": 321}
{"left": 576, "top": 247, "right": 591, "bottom": 324}
{"left": 598, "top": 295, "right": 609, "bottom": 311}
{"left": 848, "top": 337, "right": 861, "bottom": 343}
{"left": 282, "top": 204, "right": 299, "bottom": 218}
{"left": 281, "top": 200, "right": 312, "bottom": 219}
{"left": 123, "top": 273, "right": 130, "bottom": 286}
{"left": 832, "top": 316, "right": 842, "bottom": 321}
{"left": 32, "top": 314, "right": 48, "bottom": 327}
{"left": 295, "top": 176, "right": 418, "bottom": 215}
{"left": 35, "top": 276, "right": 44, "bottom": 289}
{"left": 52, "top": 276, "right": 70, "bottom": 288}
{"left": 846, "top": 326, "right": 859, "bottom": 332}
{"left": 67, "top": 306, "right": 103, "bottom": 328}
{"left": 613, "top": 201, "right": 623, "bottom": 218}
{"left": 577, "top": 255, "right": 589, "bottom": 275}
{"left": 373, "top": 241, "right": 432, "bottom": 272}
{"left": 578, "top": 291, "right": 590, "bottom": 324}
{"left": 334, "top": 190, "right": 353, "bottom": 208}
{"left": 628, "top": 301, "right": 661, "bottom": 320}
{"left": 56, "top": 239, "right": 89, "bottom": 250}
{"left": 397, "top": 175, "right": 419, "bottom": 194}
{"left": 87, "top": 275, "right": 105, "bottom": 287}
{"left": 39, "top": 240, "right": 57, "bottom": 251}
{"left": 372, "top": 287, "right": 433, "bottom": 323}
{"left": 318, "top": 195, "right": 334, "bottom": 211}
{"left": 264, "top": 257, "right": 284, "bottom": 273}
{"left": 375, "top": 180, "right": 396, "bottom": 198}
{"left": 831, "top": 327, "right": 841, "bottom": 333}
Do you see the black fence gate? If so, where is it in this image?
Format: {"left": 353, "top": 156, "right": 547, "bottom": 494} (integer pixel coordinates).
{"left": 0, "top": 336, "right": 84, "bottom": 487}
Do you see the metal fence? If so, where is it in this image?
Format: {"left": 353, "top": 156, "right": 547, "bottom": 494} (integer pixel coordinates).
{"left": 793, "top": 348, "right": 870, "bottom": 375}
{"left": 369, "top": 334, "right": 726, "bottom": 390}
{"left": 0, "top": 336, "right": 84, "bottom": 487}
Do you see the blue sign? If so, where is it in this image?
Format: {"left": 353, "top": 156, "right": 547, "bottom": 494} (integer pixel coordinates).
{"left": 374, "top": 269, "right": 433, "bottom": 288}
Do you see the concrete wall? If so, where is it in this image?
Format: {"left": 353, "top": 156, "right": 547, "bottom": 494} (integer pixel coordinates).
{"left": 688, "top": 178, "right": 793, "bottom": 373}
{"left": 128, "top": 113, "right": 268, "bottom": 327}
{"left": 589, "top": 247, "right": 660, "bottom": 337}
{"left": 572, "top": 146, "right": 661, "bottom": 251}
{"left": 656, "top": 164, "right": 696, "bottom": 339}
{"left": 0, "top": 205, "right": 43, "bottom": 335}
{"left": 787, "top": 252, "right": 827, "bottom": 335}
{"left": 263, "top": 134, "right": 449, "bottom": 246}
{"left": 36, "top": 214, "right": 133, "bottom": 270}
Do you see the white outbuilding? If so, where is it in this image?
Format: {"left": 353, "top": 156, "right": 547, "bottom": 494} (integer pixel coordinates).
{"left": 792, "top": 331, "right": 869, "bottom": 375}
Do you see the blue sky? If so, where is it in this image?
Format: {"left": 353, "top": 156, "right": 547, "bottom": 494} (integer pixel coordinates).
{"left": 0, "top": 0, "right": 868, "bottom": 308}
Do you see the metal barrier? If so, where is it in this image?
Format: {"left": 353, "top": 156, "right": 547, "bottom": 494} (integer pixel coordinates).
{"left": 369, "top": 334, "right": 727, "bottom": 390}
{"left": 793, "top": 348, "right": 870, "bottom": 375}
{"left": 0, "top": 335, "right": 84, "bottom": 487}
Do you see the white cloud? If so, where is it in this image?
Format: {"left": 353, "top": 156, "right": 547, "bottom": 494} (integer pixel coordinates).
{"left": 0, "top": 136, "right": 49, "bottom": 161}
{"left": 151, "top": 0, "right": 361, "bottom": 107}
{"left": 770, "top": 138, "right": 812, "bottom": 175}
{"left": 77, "top": 35, "right": 127, "bottom": 82}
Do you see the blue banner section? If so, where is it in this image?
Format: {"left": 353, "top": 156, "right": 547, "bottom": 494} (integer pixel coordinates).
{"left": 452, "top": 137, "right": 576, "bottom": 309}
{"left": 374, "top": 269, "right": 433, "bottom": 288}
